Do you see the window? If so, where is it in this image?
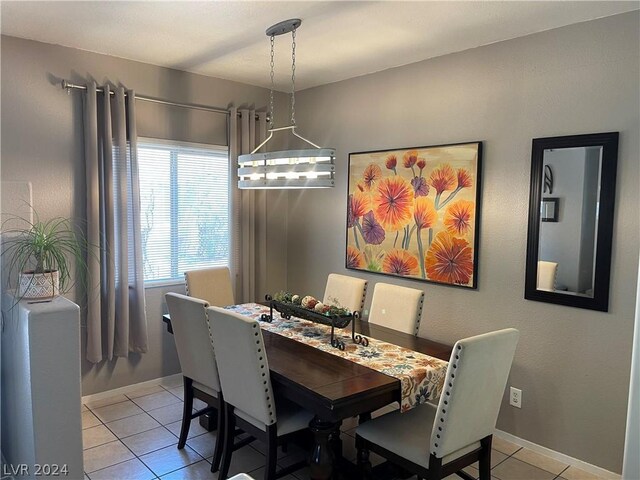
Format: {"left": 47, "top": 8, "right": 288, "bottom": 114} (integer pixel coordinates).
{"left": 137, "top": 138, "right": 229, "bottom": 284}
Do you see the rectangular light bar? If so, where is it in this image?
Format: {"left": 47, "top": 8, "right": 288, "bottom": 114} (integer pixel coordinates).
{"left": 238, "top": 148, "right": 336, "bottom": 189}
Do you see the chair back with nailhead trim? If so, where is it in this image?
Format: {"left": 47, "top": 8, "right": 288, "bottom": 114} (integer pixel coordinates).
{"left": 165, "top": 293, "right": 221, "bottom": 392}
{"left": 207, "top": 306, "right": 277, "bottom": 427}
{"left": 184, "top": 267, "right": 235, "bottom": 307}
{"left": 430, "top": 328, "right": 519, "bottom": 459}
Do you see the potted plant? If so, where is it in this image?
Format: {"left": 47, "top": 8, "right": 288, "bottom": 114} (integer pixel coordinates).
{"left": 1, "top": 214, "right": 89, "bottom": 301}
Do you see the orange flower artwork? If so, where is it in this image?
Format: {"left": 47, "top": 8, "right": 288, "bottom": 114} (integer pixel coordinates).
{"left": 383, "top": 249, "right": 419, "bottom": 276}
{"left": 457, "top": 168, "right": 473, "bottom": 189}
{"left": 403, "top": 150, "right": 418, "bottom": 168}
{"left": 348, "top": 142, "right": 481, "bottom": 288}
{"left": 350, "top": 191, "right": 370, "bottom": 219}
{"left": 373, "top": 176, "right": 414, "bottom": 231}
{"left": 413, "top": 197, "right": 437, "bottom": 278}
{"left": 362, "top": 163, "right": 382, "bottom": 190}
{"left": 429, "top": 164, "right": 456, "bottom": 195}
{"left": 425, "top": 231, "right": 474, "bottom": 285}
{"left": 444, "top": 200, "right": 474, "bottom": 236}
{"left": 346, "top": 246, "right": 365, "bottom": 269}
{"left": 414, "top": 197, "right": 437, "bottom": 230}
{"left": 385, "top": 155, "right": 398, "bottom": 172}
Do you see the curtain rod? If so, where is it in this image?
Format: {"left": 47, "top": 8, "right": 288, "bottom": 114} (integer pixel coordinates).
{"left": 61, "top": 80, "right": 265, "bottom": 120}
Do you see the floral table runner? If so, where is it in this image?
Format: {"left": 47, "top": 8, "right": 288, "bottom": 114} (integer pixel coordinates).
{"left": 227, "top": 303, "right": 449, "bottom": 412}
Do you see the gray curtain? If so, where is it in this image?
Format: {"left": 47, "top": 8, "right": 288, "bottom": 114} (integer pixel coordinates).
{"left": 84, "top": 81, "right": 148, "bottom": 363}
{"left": 229, "top": 108, "right": 267, "bottom": 303}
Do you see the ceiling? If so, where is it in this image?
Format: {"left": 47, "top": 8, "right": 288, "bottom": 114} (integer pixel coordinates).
{"left": 1, "top": 1, "right": 638, "bottom": 91}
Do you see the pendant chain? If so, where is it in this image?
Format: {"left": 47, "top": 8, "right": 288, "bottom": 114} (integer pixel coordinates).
{"left": 266, "top": 23, "right": 298, "bottom": 129}
{"left": 269, "top": 34, "right": 275, "bottom": 129}
{"left": 290, "top": 27, "right": 297, "bottom": 126}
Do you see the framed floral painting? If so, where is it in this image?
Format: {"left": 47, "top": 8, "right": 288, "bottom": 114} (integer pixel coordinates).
{"left": 346, "top": 142, "right": 482, "bottom": 289}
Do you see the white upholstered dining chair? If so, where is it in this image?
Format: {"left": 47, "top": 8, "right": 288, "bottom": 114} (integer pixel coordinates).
{"left": 355, "top": 328, "right": 520, "bottom": 480}
{"left": 207, "top": 306, "right": 313, "bottom": 480}
{"left": 164, "top": 292, "right": 225, "bottom": 473}
{"left": 323, "top": 273, "right": 368, "bottom": 313}
{"left": 184, "top": 266, "right": 235, "bottom": 306}
{"left": 368, "top": 283, "right": 424, "bottom": 335}
{"left": 537, "top": 261, "right": 558, "bottom": 292}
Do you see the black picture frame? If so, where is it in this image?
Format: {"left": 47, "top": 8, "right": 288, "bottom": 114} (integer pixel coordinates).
{"left": 540, "top": 197, "right": 559, "bottom": 222}
{"left": 345, "top": 140, "right": 483, "bottom": 290}
{"left": 525, "top": 132, "right": 619, "bottom": 312}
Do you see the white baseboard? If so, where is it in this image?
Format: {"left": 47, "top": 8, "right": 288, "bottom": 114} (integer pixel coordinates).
{"left": 494, "top": 429, "right": 621, "bottom": 479}
{"left": 81, "top": 373, "right": 182, "bottom": 404}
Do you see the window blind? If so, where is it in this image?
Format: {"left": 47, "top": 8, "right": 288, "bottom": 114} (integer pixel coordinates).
{"left": 137, "top": 138, "right": 229, "bottom": 283}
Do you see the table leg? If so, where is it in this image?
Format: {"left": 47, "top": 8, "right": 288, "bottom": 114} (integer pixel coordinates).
{"left": 309, "top": 416, "right": 338, "bottom": 480}
{"left": 329, "top": 421, "right": 343, "bottom": 460}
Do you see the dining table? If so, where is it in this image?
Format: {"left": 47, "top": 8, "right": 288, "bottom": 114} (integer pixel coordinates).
{"left": 162, "top": 303, "right": 452, "bottom": 480}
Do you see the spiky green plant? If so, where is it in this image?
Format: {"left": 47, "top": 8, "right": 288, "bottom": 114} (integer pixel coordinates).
{"left": 1, "top": 214, "right": 89, "bottom": 296}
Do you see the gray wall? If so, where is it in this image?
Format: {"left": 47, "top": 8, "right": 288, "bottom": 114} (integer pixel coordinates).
{"left": 0, "top": 35, "right": 287, "bottom": 395}
{"left": 288, "top": 12, "right": 639, "bottom": 473}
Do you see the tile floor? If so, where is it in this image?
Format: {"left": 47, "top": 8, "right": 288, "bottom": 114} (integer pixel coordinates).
{"left": 80, "top": 379, "right": 607, "bottom": 480}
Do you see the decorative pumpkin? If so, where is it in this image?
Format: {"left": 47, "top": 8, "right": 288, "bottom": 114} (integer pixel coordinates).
{"left": 314, "top": 302, "right": 325, "bottom": 312}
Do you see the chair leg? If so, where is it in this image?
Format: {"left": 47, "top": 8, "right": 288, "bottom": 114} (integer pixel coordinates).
{"left": 178, "top": 377, "right": 193, "bottom": 449}
{"left": 265, "top": 424, "right": 278, "bottom": 480}
{"left": 211, "top": 397, "right": 225, "bottom": 473}
{"left": 428, "top": 453, "right": 443, "bottom": 480}
{"left": 478, "top": 436, "right": 492, "bottom": 480}
{"left": 218, "top": 404, "right": 235, "bottom": 480}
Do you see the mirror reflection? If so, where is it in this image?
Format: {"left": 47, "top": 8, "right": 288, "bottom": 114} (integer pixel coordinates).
{"left": 525, "top": 131, "right": 618, "bottom": 312}
{"left": 537, "top": 146, "right": 602, "bottom": 297}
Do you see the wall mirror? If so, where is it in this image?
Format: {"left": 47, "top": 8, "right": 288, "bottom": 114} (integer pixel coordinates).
{"left": 525, "top": 132, "right": 619, "bottom": 311}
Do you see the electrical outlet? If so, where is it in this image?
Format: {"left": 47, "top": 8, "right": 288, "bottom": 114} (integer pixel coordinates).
{"left": 510, "top": 387, "right": 522, "bottom": 408}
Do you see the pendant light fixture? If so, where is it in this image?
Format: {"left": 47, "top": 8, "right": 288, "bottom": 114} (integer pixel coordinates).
{"left": 238, "top": 19, "right": 336, "bottom": 189}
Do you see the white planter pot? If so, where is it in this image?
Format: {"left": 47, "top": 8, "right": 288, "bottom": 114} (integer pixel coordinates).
{"left": 18, "top": 270, "right": 60, "bottom": 300}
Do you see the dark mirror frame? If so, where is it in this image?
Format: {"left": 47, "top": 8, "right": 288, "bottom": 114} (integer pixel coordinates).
{"left": 525, "top": 132, "right": 619, "bottom": 312}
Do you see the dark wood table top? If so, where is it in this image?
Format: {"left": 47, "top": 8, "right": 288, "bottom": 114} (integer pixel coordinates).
{"left": 162, "top": 313, "right": 452, "bottom": 422}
